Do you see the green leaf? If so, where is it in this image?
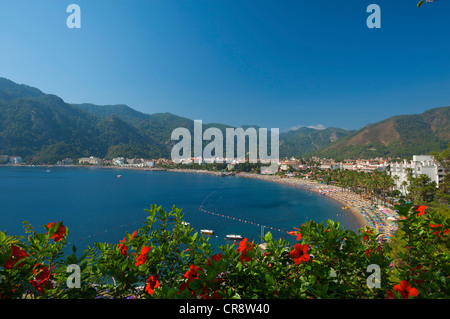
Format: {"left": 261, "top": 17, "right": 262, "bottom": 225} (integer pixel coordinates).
{"left": 264, "top": 231, "right": 273, "bottom": 242}
{"left": 417, "top": 0, "right": 425, "bottom": 8}
{"left": 327, "top": 219, "right": 335, "bottom": 227}
{"left": 265, "top": 274, "right": 275, "bottom": 286}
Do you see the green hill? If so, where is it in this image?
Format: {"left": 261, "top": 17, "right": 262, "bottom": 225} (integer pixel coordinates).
{"left": 280, "top": 127, "right": 354, "bottom": 158}
{"left": 314, "top": 106, "right": 450, "bottom": 159}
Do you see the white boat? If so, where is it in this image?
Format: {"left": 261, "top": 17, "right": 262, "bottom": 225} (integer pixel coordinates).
{"left": 200, "top": 229, "right": 214, "bottom": 235}
{"left": 183, "top": 222, "right": 190, "bottom": 226}
{"left": 226, "top": 234, "right": 243, "bottom": 240}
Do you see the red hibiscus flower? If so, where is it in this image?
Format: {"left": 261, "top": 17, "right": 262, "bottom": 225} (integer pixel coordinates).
{"left": 393, "top": 280, "right": 419, "bottom": 299}
{"left": 46, "top": 222, "right": 67, "bottom": 242}
{"left": 184, "top": 264, "right": 202, "bottom": 281}
{"left": 236, "top": 238, "right": 254, "bottom": 265}
{"left": 118, "top": 240, "right": 128, "bottom": 257}
{"left": 117, "top": 231, "right": 137, "bottom": 257}
{"left": 145, "top": 275, "right": 160, "bottom": 295}
{"left": 135, "top": 246, "right": 151, "bottom": 267}
{"left": 415, "top": 205, "right": 426, "bottom": 216}
{"left": 430, "top": 223, "right": 449, "bottom": 237}
{"left": 206, "top": 252, "right": 223, "bottom": 266}
{"left": 180, "top": 264, "right": 203, "bottom": 292}
{"left": 289, "top": 244, "right": 310, "bottom": 265}
{"left": 29, "top": 263, "right": 53, "bottom": 294}
{"left": 288, "top": 228, "right": 302, "bottom": 241}
{"left": 4, "top": 245, "right": 28, "bottom": 269}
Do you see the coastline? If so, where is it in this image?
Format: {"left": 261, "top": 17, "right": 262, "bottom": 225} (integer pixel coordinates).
{"left": 234, "top": 172, "right": 399, "bottom": 241}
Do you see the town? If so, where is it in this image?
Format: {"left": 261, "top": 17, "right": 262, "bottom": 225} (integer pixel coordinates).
{"left": 1, "top": 153, "right": 446, "bottom": 197}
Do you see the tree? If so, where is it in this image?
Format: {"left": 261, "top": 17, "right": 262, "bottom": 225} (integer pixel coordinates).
{"left": 407, "top": 174, "right": 437, "bottom": 204}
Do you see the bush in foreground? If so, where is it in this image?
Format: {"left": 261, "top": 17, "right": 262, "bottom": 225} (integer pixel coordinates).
{"left": 0, "top": 204, "right": 448, "bottom": 299}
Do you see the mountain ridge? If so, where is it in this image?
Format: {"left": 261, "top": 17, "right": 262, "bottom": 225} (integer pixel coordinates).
{"left": 1, "top": 77, "right": 448, "bottom": 163}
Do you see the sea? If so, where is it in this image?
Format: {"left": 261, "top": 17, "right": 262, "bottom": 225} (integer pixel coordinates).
{"left": 0, "top": 166, "right": 361, "bottom": 253}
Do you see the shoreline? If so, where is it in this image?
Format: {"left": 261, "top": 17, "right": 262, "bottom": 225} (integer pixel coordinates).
{"left": 235, "top": 172, "right": 399, "bottom": 241}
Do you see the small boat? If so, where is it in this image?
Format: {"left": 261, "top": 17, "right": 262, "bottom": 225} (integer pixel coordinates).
{"left": 226, "top": 234, "right": 243, "bottom": 240}
{"left": 200, "top": 229, "right": 214, "bottom": 235}
{"left": 183, "top": 222, "right": 190, "bottom": 226}
{"left": 117, "top": 175, "right": 122, "bottom": 178}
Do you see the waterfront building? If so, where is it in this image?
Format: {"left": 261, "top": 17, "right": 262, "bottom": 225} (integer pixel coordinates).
{"left": 78, "top": 156, "right": 101, "bottom": 165}
{"left": 389, "top": 155, "right": 445, "bottom": 195}
{"left": 8, "top": 156, "right": 22, "bottom": 164}
{"left": 113, "top": 157, "right": 125, "bottom": 166}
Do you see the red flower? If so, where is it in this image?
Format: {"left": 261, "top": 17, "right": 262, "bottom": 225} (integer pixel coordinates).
{"left": 362, "top": 229, "right": 374, "bottom": 241}
{"left": 410, "top": 265, "right": 426, "bottom": 285}
{"left": 145, "top": 275, "right": 160, "bottom": 295}
{"left": 385, "top": 290, "right": 395, "bottom": 299}
{"left": 430, "top": 223, "right": 449, "bottom": 237}
{"left": 236, "top": 238, "right": 254, "bottom": 265}
{"left": 206, "top": 252, "right": 223, "bottom": 266}
{"left": 180, "top": 265, "right": 203, "bottom": 292}
{"left": 289, "top": 244, "right": 310, "bottom": 265}
{"left": 393, "top": 280, "right": 419, "bottom": 299}
{"left": 4, "top": 245, "right": 28, "bottom": 269}
{"left": 288, "top": 228, "right": 302, "bottom": 241}
{"left": 135, "top": 246, "right": 151, "bottom": 267}
{"left": 46, "top": 222, "right": 67, "bottom": 242}
{"left": 365, "top": 249, "right": 374, "bottom": 257}
{"left": 117, "top": 231, "right": 137, "bottom": 257}
{"left": 184, "top": 264, "right": 202, "bottom": 281}
{"left": 29, "top": 263, "right": 53, "bottom": 294}
{"left": 416, "top": 205, "right": 426, "bottom": 216}
{"left": 118, "top": 240, "right": 128, "bottom": 256}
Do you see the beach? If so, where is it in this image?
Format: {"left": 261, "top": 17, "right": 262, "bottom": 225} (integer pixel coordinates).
{"left": 235, "top": 172, "right": 399, "bottom": 241}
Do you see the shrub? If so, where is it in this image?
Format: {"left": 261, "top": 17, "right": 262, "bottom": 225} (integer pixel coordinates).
{"left": 0, "top": 204, "right": 448, "bottom": 299}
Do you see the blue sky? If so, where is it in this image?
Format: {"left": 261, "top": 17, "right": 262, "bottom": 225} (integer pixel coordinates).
{"left": 1, "top": 0, "right": 449, "bottom": 132}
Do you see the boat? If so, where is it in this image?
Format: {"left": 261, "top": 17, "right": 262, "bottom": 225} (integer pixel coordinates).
{"left": 183, "top": 222, "right": 190, "bottom": 226}
{"left": 226, "top": 234, "right": 243, "bottom": 240}
{"left": 200, "top": 229, "right": 214, "bottom": 235}
{"left": 117, "top": 175, "right": 122, "bottom": 178}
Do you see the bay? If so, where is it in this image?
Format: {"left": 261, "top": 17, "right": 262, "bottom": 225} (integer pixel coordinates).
{"left": 0, "top": 166, "right": 361, "bottom": 251}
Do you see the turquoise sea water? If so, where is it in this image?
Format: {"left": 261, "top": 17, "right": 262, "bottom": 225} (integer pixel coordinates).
{"left": 0, "top": 166, "right": 361, "bottom": 251}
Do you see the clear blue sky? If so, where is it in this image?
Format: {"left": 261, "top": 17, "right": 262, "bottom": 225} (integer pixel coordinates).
{"left": 1, "top": 0, "right": 449, "bottom": 132}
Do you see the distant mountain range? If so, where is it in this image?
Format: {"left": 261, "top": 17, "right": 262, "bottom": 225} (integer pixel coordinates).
{"left": 0, "top": 77, "right": 449, "bottom": 163}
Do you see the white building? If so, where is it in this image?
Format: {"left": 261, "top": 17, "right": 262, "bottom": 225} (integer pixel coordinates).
{"left": 390, "top": 155, "right": 445, "bottom": 195}
{"left": 79, "top": 156, "right": 101, "bottom": 165}
{"left": 8, "top": 156, "right": 22, "bottom": 164}
{"left": 113, "top": 157, "right": 125, "bottom": 166}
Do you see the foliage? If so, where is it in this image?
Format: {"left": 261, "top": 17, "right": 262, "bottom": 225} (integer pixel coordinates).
{"left": 313, "top": 108, "right": 450, "bottom": 160}
{"left": 1, "top": 203, "right": 448, "bottom": 299}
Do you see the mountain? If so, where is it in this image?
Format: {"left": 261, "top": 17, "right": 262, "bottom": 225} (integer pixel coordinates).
{"left": 314, "top": 106, "right": 450, "bottom": 159}
{"left": 2, "top": 77, "right": 448, "bottom": 163}
{"left": 279, "top": 127, "right": 354, "bottom": 158}
{"left": 74, "top": 103, "right": 151, "bottom": 127}
{"left": 0, "top": 78, "right": 166, "bottom": 162}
